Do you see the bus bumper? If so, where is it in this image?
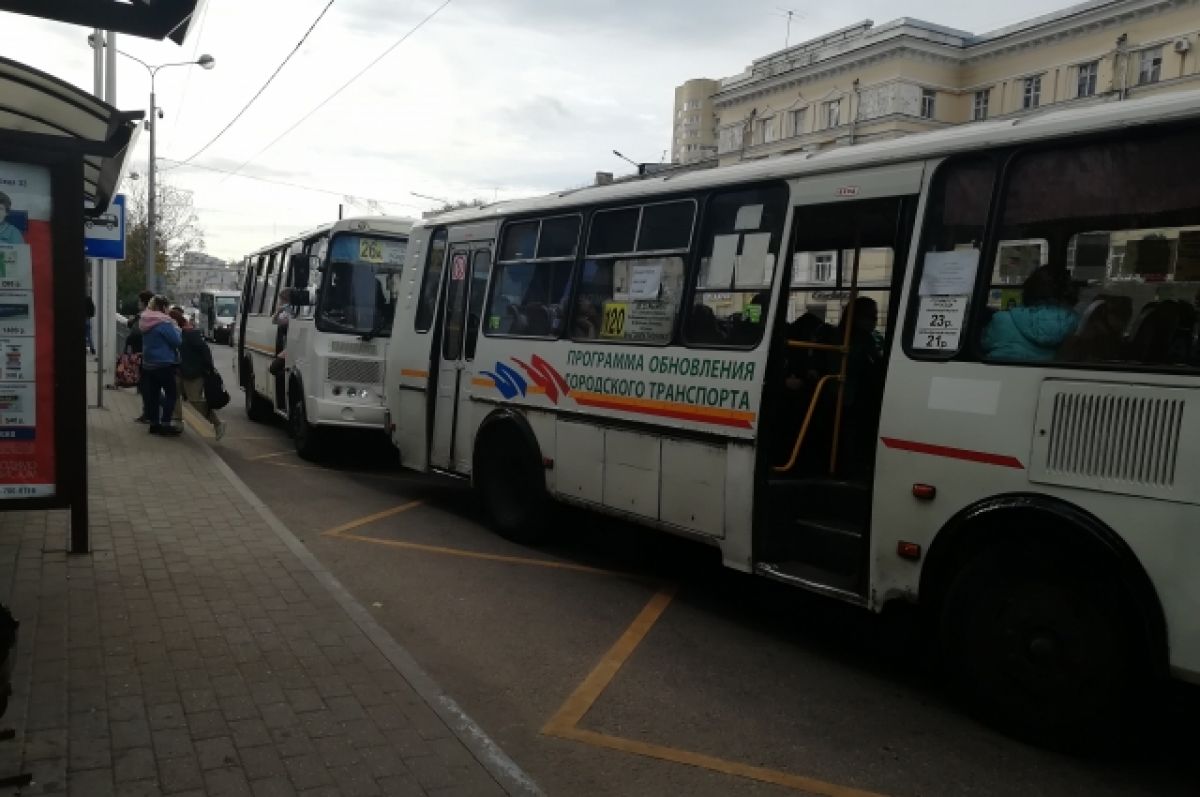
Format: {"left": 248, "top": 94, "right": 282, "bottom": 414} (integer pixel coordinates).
{"left": 311, "top": 398, "right": 388, "bottom": 431}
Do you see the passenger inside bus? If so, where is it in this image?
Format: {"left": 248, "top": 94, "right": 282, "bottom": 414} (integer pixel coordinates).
{"left": 982, "top": 266, "right": 1079, "bottom": 361}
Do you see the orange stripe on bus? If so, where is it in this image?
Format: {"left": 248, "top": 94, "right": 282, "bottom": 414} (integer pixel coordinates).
{"left": 400, "top": 369, "right": 428, "bottom": 379}
{"left": 572, "top": 391, "right": 755, "bottom": 429}
{"left": 471, "top": 376, "right": 544, "bottom": 394}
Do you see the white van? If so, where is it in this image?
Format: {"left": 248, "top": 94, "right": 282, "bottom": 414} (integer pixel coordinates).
{"left": 198, "top": 289, "right": 240, "bottom": 345}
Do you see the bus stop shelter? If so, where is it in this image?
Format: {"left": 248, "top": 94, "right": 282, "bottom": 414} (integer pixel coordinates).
{"left": 0, "top": 0, "right": 201, "bottom": 553}
{"left": 0, "top": 57, "right": 141, "bottom": 553}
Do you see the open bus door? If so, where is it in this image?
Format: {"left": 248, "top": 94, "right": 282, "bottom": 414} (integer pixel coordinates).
{"left": 430, "top": 241, "right": 493, "bottom": 473}
{"left": 758, "top": 167, "right": 920, "bottom": 600}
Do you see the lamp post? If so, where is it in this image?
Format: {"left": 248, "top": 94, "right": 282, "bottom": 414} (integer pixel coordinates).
{"left": 116, "top": 50, "right": 215, "bottom": 294}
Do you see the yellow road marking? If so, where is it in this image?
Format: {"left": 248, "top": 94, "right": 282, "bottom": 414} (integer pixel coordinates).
{"left": 551, "top": 727, "right": 888, "bottom": 797}
{"left": 261, "top": 460, "right": 423, "bottom": 482}
{"left": 543, "top": 589, "right": 675, "bottom": 733}
{"left": 543, "top": 589, "right": 890, "bottom": 797}
{"left": 181, "top": 405, "right": 214, "bottom": 439}
{"left": 321, "top": 501, "right": 425, "bottom": 537}
{"left": 247, "top": 450, "right": 291, "bottom": 461}
{"left": 334, "top": 533, "right": 631, "bottom": 577}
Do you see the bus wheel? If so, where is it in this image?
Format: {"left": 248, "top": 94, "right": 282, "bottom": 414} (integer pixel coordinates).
{"left": 290, "top": 395, "right": 323, "bottom": 461}
{"left": 476, "top": 430, "right": 549, "bottom": 545}
{"left": 243, "top": 365, "right": 274, "bottom": 423}
{"left": 941, "top": 545, "right": 1138, "bottom": 750}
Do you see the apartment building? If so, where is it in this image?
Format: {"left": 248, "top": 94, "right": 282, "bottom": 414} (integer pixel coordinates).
{"left": 671, "top": 0, "right": 1200, "bottom": 166}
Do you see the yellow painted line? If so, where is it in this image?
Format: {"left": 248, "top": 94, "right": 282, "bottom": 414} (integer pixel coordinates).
{"left": 181, "top": 404, "right": 214, "bottom": 439}
{"left": 334, "top": 533, "right": 632, "bottom": 577}
{"left": 261, "top": 460, "right": 423, "bottom": 482}
{"left": 542, "top": 588, "right": 889, "bottom": 797}
{"left": 543, "top": 589, "right": 675, "bottom": 733}
{"left": 321, "top": 500, "right": 425, "bottom": 537}
{"left": 247, "top": 450, "right": 290, "bottom": 461}
{"left": 551, "top": 727, "right": 889, "bottom": 797}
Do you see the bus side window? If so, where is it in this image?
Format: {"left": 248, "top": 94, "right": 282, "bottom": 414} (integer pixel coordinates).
{"left": 904, "top": 157, "right": 997, "bottom": 359}
{"left": 415, "top": 229, "right": 448, "bottom": 332}
{"left": 485, "top": 215, "right": 579, "bottom": 338}
{"left": 685, "top": 184, "right": 789, "bottom": 349}
{"left": 572, "top": 200, "right": 693, "bottom": 346}
{"left": 977, "top": 130, "right": 1200, "bottom": 371}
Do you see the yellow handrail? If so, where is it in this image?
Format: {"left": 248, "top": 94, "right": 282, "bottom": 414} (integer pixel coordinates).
{"left": 773, "top": 374, "right": 840, "bottom": 473}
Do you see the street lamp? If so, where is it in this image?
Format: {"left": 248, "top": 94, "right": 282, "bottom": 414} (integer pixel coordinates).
{"left": 117, "top": 50, "right": 215, "bottom": 294}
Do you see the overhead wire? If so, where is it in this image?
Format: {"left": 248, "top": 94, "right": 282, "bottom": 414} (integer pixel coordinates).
{"left": 218, "top": 0, "right": 453, "bottom": 183}
{"left": 165, "top": 0, "right": 212, "bottom": 151}
{"left": 157, "top": 157, "right": 425, "bottom": 211}
{"left": 165, "top": 0, "right": 339, "bottom": 170}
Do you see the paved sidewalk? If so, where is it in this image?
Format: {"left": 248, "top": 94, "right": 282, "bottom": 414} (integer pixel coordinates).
{"left": 0, "top": 387, "right": 539, "bottom": 796}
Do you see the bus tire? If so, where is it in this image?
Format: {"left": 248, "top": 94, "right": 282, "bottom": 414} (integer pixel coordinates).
{"left": 940, "top": 543, "right": 1139, "bottom": 750}
{"left": 242, "top": 362, "right": 274, "bottom": 423}
{"left": 475, "top": 427, "right": 549, "bottom": 545}
{"left": 290, "top": 395, "right": 323, "bottom": 461}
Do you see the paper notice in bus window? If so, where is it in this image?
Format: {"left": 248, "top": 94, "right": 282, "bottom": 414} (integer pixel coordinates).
{"left": 380, "top": 241, "right": 405, "bottom": 266}
{"left": 705, "top": 235, "right": 738, "bottom": 288}
{"left": 919, "top": 250, "right": 978, "bottom": 296}
{"left": 736, "top": 233, "right": 772, "bottom": 288}
{"left": 624, "top": 301, "right": 674, "bottom": 343}
{"left": 912, "top": 295, "right": 967, "bottom": 351}
{"left": 629, "top": 262, "right": 663, "bottom": 300}
{"left": 735, "top": 204, "right": 763, "bottom": 231}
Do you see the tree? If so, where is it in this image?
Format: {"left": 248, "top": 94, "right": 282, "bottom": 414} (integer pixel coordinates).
{"left": 115, "top": 179, "right": 205, "bottom": 311}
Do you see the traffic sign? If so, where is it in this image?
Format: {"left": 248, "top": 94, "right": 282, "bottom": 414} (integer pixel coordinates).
{"left": 84, "top": 194, "right": 125, "bottom": 260}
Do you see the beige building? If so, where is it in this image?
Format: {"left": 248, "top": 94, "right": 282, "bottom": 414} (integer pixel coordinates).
{"left": 671, "top": 0, "right": 1200, "bottom": 166}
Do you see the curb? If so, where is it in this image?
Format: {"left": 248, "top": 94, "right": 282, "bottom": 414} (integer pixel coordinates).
{"left": 194, "top": 427, "right": 544, "bottom": 796}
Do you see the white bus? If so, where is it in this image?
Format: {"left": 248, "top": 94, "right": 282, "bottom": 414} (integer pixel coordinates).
{"left": 197, "top": 289, "right": 240, "bottom": 344}
{"left": 385, "top": 92, "right": 1200, "bottom": 744}
{"left": 236, "top": 216, "right": 413, "bottom": 458}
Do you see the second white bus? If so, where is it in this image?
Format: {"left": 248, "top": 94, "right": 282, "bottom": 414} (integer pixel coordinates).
{"left": 236, "top": 216, "right": 413, "bottom": 458}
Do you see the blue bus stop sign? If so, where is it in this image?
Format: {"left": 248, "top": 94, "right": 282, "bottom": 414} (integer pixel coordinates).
{"left": 84, "top": 194, "right": 125, "bottom": 259}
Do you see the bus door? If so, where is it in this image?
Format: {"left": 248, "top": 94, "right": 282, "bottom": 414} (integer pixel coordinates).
{"left": 430, "top": 242, "right": 493, "bottom": 472}
{"left": 758, "top": 163, "right": 922, "bottom": 597}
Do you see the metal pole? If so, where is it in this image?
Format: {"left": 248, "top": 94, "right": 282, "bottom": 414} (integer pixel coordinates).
{"left": 146, "top": 80, "right": 157, "bottom": 294}
{"left": 91, "top": 30, "right": 104, "bottom": 408}
{"left": 97, "top": 31, "right": 117, "bottom": 401}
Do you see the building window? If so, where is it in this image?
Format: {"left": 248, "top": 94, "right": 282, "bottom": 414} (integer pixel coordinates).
{"left": 824, "top": 99, "right": 841, "bottom": 129}
{"left": 1139, "top": 47, "right": 1162, "bottom": 85}
{"left": 1023, "top": 76, "right": 1042, "bottom": 109}
{"left": 789, "top": 107, "right": 807, "bottom": 137}
{"left": 813, "top": 253, "right": 834, "bottom": 283}
{"left": 973, "top": 89, "right": 990, "bottom": 121}
{"left": 1077, "top": 61, "right": 1099, "bottom": 97}
{"left": 920, "top": 89, "right": 936, "bottom": 119}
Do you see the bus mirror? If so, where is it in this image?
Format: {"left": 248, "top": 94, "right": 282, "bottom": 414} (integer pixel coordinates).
{"left": 289, "top": 254, "right": 317, "bottom": 289}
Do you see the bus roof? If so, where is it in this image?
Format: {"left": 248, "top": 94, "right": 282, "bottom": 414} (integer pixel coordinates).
{"left": 200, "top": 289, "right": 240, "bottom": 296}
{"left": 244, "top": 215, "right": 415, "bottom": 259}
{"left": 425, "top": 89, "right": 1200, "bottom": 227}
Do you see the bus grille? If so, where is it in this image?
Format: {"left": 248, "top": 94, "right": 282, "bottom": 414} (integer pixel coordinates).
{"left": 330, "top": 340, "right": 379, "bottom": 357}
{"left": 327, "top": 358, "right": 382, "bottom": 385}
{"left": 1044, "top": 392, "right": 1183, "bottom": 487}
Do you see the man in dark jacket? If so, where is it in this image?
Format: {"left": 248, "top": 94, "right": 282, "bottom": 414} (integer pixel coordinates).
{"left": 170, "top": 307, "right": 226, "bottom": 440}
{"left": 84, "top": 295, "right": 95, "bottom": 355}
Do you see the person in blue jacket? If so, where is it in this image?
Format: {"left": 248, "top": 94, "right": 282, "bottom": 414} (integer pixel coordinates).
{"left": 138, "top": 296, "right": 183, "bottom": 436}
{"left": 982, "top": 265, "right": 1079, "bottom": 361}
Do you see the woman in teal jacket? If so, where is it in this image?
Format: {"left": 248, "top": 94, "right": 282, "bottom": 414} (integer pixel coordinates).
{"left": 982, "top": 266, "right": 1079, "bottom": 361}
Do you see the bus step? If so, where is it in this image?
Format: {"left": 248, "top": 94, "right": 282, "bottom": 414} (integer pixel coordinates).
{"left": 780, "top": 518, "right": 864, "bottom": 577}
{"left": 766, "top": 478, "right": 870, "bottom": 527}
{"left": 755, "top": 561, "right": 865, "bottom": 604}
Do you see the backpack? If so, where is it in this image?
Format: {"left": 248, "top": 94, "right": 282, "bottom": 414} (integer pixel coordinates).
{"left": 203, "top": 369, "right": 231, "bottom": 411}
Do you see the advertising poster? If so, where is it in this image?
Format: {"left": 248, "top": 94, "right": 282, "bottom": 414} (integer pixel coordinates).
{"left": 0, "top": 161, "right": 55, "bottom": 498}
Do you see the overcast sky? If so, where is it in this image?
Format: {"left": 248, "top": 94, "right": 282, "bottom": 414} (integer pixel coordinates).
{"left": 1, "top": 0, "right": 1081, "bottom": 260}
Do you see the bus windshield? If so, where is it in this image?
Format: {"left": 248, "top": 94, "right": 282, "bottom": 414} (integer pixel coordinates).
{"left": 316, "top": 233, "right": 407, "bottom": 338}
{"left": 215, "top": 297, "right": 238, "bottom": 318}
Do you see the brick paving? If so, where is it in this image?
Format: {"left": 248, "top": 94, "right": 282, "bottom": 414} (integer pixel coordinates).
{"left": 0, "top": 388, "right": 536, "bottom": 796}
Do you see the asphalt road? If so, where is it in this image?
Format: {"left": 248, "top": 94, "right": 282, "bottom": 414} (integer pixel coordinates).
{"left": 188, "top": 350, "right": 1199, "bottom": 797}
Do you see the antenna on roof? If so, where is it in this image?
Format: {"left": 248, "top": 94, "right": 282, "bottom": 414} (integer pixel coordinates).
{"left": 773, "top": 7, "right": 803, "bottom": 48}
